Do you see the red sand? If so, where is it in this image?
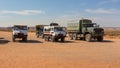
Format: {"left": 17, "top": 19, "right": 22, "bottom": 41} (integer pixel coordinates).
{"left": 0, "top": 31, "right": 120, "bottom": 68}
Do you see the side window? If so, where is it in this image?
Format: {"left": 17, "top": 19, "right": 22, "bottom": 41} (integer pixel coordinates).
{"left": 48, "top": 28, "right": 50, "bottom": 31}
{"left": 14, "top": 27, "right": 18, "bottom": 30}
{"left": 51, "top": 28, "right": 54, "bottom": 31}
{"left": 44, "top": 28, "right": 50, "bottom": 32}
{"left": 44, "top": 29, "right": 46, "bottom": 31}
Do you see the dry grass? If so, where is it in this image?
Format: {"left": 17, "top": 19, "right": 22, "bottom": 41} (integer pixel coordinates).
{"left": 104, "top": 30, "right": 120, "bottom": 36}
{"left": 104, "top": 30, "right": 120, "bottom": 39}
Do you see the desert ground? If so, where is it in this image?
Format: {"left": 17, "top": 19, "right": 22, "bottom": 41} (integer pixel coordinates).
{"left": 0, "top": 31, "right": 120, "bottom": 68}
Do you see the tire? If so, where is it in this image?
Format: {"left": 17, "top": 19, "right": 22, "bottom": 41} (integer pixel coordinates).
{"left": 61, "top": 37, "right": 65, "bottom": 42}
{"left": 55, "top": 38, "right": 58, "bottom": 42}
{"left": 37, "top": 34, "right": 39, "bottom": 38}
{"left": 44, "top": 37, "right": 47, "bottom": 41}
{"left": 42, "top": 34, "right": 44, "bottom": 39}
{"left": 22, "top": 37, "right": 27, "bottom": 42}
{"left": 69, "top": 34, "right": 73, "bottom": 40}
{"left": 12, "top": 36, "right": 15, "bottom": 42}
{"left": 51, "top": 36, "right": 55, "bottom": 42}
{"left": 97, "top": 36, "right": 103, "bottom": 42}
{"left": 73, "top": 34, "right": 77, "bottom": 40}
{"left": 25, "top": 37, "right": 27, "bottom": 42}
{"left": 85, "top": 34, "right": 92, "bottom": 42}
{"left": 44, "top": 35, "right": 49, "bottom": 41}
{"left": 70, "top": 36, "right": 73, "bottom": 40}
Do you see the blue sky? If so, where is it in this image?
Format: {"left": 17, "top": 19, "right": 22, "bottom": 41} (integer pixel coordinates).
{"left": 0, "top": 0, "right": 120, "bottom": 27}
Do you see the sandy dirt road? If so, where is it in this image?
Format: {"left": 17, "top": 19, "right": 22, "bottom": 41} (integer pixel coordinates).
{"left": 0, "top": 31, "right": 120, "bottom": 68}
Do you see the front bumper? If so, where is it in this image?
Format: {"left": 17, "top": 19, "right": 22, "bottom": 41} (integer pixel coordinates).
{"left": 14, "top": 33, "right": 27, "bottom": 38}
{"left": 54, "top": 34, "right": 66, "bottom": 39}
{"left": 92, "top": 33, "right": 104, "bottom": 38}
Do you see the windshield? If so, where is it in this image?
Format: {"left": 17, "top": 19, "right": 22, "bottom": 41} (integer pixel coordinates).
{"left": 39, "top": 28, "right": 43, "bottom": 31}
{"left": 83, "top": 24, "right": 94, "bottom": 27}
{"left": 14, "top": 26, "right": 27, "bottom": 30}
{"left": 54, "top": 27, "right": 63, "bottom": 31}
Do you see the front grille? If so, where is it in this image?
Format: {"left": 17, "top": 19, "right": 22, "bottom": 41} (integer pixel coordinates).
{"left": 94, "top": 28, "right": 103, "bottom": 34}
{"left": 58, "top": 34, "right": 63, "bottom": 36}
{"left": 18, "top": 33, "right": 24, "bottom": 35}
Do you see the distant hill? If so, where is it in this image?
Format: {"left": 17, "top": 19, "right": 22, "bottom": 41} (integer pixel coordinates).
{"left": 103, "top": 27, "right": 120, "bottom": 31}
{"left": 0, "top": 27, "right": 11, "bottom": 31}
{"left": 0, "top": 27, "right": 36, "bottom": 32}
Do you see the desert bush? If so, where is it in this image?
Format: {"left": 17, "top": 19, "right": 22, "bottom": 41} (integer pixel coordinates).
{"left": 104, "top": 30, "right": 120, "bottom": 36}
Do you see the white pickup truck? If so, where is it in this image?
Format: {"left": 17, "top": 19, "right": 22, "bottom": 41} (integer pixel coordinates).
{"left": 12, "top": 25, "right": 28, "bottom": 42}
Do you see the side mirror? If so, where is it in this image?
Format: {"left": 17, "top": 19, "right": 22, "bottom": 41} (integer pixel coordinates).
{"left": 97, "top": 25, "right": 100, "bottom": 28}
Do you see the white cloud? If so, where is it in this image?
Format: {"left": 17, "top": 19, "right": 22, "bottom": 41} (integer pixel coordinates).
{"left": 85, "top": 8, "right": 120, "bottom": 14}
{"left": 90, "top": 16, "right": 120, "bottom": 27}
{"left": 0, "top": 10, "right": 45, "bottom": 15}
{"left": 0, "top": 15, "right": 11, "bottom": 18}
{"left": 0, "top": 10, "right": 120, "bottom": 27}
{"left": 52, "top": 11, "right": 120, "bottom": 27}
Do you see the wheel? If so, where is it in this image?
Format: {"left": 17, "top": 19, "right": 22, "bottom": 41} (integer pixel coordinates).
{"left": 44, "top": 35, "right": 49, "bottom": 41}
{"left": 85, "top": 34, "right": 92, "bottom": 42}
{"left": 61, "top": 37, "right": 65, "bottom": 42}
{"left": 22, "top": 37, "right": 27, "bottom": 42}
{"left": 69, "top": 34, "right": 73, "bottom": 40}
{"left": 44, "top": 37, "right": 47, "bottom": 41}
{"left": 51, "top": 36, "right": 55, "bottom": 42}
{"left": 70, "top": 36, "right": 73, "bottom": 40}
{"left": 73, "top": 34, "right": 77, "bottom": 40}
{"left": 97, "top": 36, "right": 103, "bottom": 42}
{"left": 37, "top": 34, "right": 39, "bottom": 38}
{"left": 55, "top": 38, "right": 58, "bottom": 42}
{"left": 42, "top": 34, "right": 44, "bottom": 39}
{"left": 12, "top": 36, "right": 15, "bottom": 42}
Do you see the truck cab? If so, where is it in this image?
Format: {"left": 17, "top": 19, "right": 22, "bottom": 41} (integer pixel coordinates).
{"left": 12, "top": 25, "right": 28, "bottom": 42}
{"left": 81, "top": 19, "right": 104, "bottom": 41}
{"left": 43, "top": 24, "right": 66, "bottom": 42}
